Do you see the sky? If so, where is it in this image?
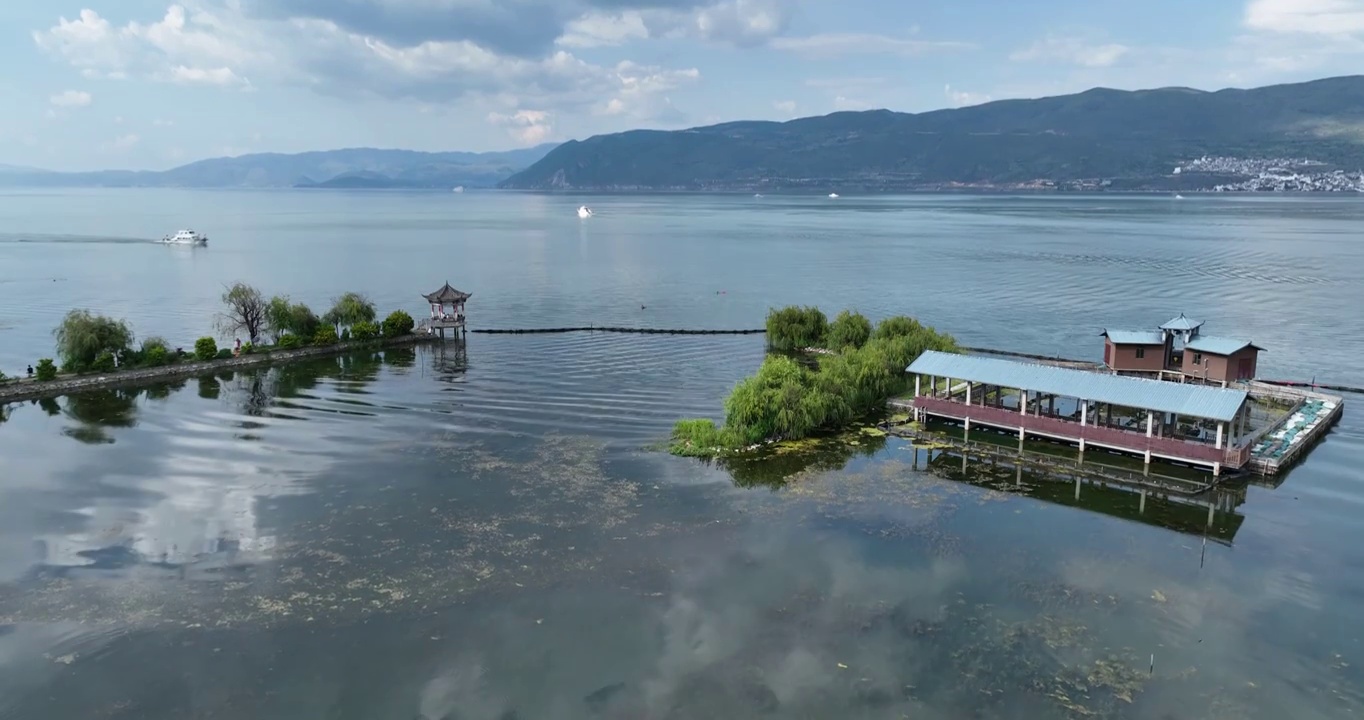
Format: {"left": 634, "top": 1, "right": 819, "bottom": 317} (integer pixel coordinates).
{"left": 3, "top": 0, "right": 1363, "bottom": 171}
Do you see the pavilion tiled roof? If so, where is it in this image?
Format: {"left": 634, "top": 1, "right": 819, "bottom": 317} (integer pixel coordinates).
{"left": 423, "top": 282, "right": 472, "bottom": 303}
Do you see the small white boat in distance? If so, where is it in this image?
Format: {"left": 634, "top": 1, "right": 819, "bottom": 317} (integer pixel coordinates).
{"left": 160, "top": 229, "right": 208, "bottom": 245}
{"left": 1174, "top": 194, "right": 1185, "bottom": 199}
{"left": 828, "top": 193, "right": 839, "bottom": 198}
{"left": 577, "top": 205, "right": 593, "bottom": 218}
{"left": 452, "top": 186, "right": 465, "bottom": 193}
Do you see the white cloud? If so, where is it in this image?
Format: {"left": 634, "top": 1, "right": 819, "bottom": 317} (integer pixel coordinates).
{"left": 33, "top": 6, "right": 261, "bottom": 86}
{"left": 944, "top": 84, "right": 991, "bottom": 107}
{"left": 33, "top": 3, "right": 703, "bottom": 124}
{"left": 773, "top": 99, "right": 796, "bottom": 116}
{"left": 106, "top": 133, "right": 140, "bottom": 151}
{"left": 1011, "top": 34, "right": 1130, "bottom": 67}
{"left": 832, "top": 95, "right": 872, "bottom": 111}
{"left": 773, "top": 32, "right": 973, "bottom": 57}
{"left": 488, "top": 109, "right": 554, "bottom": 145}
{"left": 49, "top": 90, "right": 92, "bottom": 108}
{"left": 556, "top": 11, "right": 650, "bottom": 48}
{"left": 1245, "top": 0, "right": 1364, "bottom": 35}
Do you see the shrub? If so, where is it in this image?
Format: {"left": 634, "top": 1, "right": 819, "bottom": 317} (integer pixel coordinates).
{"left": 765, "top": 306, "right": 827, "bottom": 351}
{"left": 215, "top": 348, "right": 235, "bottom": 360}
{"left": 0, "top": 370, "right": 7, "bottom": 383}
{"left": 313, "top": 324, "right": 339, "bottom": 346}
{"left": 241, "top": 342, "right": 255, "bottom": 355}
{"left": 827, "top": 310, "right": 873, "bottom": 352}
{"left": 873, "top": 315, "right": 924, "bottom": 341}
{"left": 91, "top": 350, "right": 117, "bottom": 372}
{"left": 277, "top": 334, "right": 302, "bottom": 350}
{"left": 194, "top": 337, "right": 218, "bottom": 361}
{"left": 350, "top": 321, "right": 379, "bottom": 341}
{"left": 53, "top": 310, "right": 134, "bottom": 372}
{"left": 340, "top": 328, "right": 351, "bottom": 342}
{"left": 35, "top": 358, "right": 58, "bottom": 381}
{"left": 669, "top": 418, "right": 741, "bottom": 457}
{"left": 382, "top": 310, "right": 415, "bottom": 338}
{"left": 141, "top": 336, "right": 170, "bottom": 355}
{"left": 143, "top": 345, "right": 169, "bottom": 367}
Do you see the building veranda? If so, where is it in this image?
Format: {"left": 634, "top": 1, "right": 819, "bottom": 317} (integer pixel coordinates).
{"left": 906, "top": 351, "right": 1254, "bottom": 475}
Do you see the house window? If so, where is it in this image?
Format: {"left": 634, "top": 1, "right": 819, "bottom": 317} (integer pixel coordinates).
{"left": 1193, "top": 352, "right": 1203, "bottom": 365}
{"left": 1135, "top": 347, "right": 1146, "bottom": 359}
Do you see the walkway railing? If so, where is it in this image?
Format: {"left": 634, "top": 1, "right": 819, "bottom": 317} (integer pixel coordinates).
{"left": 915, "top": 396, "right": 1243, "bottom": 467}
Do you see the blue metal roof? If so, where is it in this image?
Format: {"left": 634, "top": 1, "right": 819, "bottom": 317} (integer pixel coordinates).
{"left": 907, "top": 350, "right": 1247, "bottom": 422}
{"left": 1160, "top": 314, "right": 1204, "bottom": 331}
{"left": 1102, "top": 330, "right": 1165, "bottom": 345}
{"left": 1184, "top": 336, "right": 1260, "bottom": 356}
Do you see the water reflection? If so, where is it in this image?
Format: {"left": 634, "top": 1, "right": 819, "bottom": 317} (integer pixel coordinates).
{"left": 61, "top": 388, "right": 141, "bottom": 444}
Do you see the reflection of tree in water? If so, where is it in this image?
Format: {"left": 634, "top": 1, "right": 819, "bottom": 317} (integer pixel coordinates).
{"left": 37, "top": 397, "right": 61, "bottom": 416}
{"left": 143, "top": 378, "right": 185, "bottom": 401}
{"left": 215, "top": 352, "right": 389, "bottom": 424}
{"left": 383, "top": 346, "right": 416, "bottom": 369}
{"left": 197, "top": 376, "right": 221, "bottom": 400}
{"left": 721, "top": 431, "right": 888, "bottom": 488}
{"left": 60, "top": 388, "right": 142, "bottom": 444}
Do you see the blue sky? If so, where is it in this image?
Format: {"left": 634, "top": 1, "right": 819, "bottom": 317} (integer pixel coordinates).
{"left": 4, "top": 0, "right": 1362, "bottom": 171}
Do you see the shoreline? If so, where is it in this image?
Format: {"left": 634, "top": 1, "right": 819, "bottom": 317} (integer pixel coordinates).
{"left": 0, "top": 334, "right": 432, "bottom": 403}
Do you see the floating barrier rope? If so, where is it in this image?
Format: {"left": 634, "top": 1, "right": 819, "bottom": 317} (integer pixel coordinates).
{"left": 470, "top": 327, "right": 765, "bottom": 335}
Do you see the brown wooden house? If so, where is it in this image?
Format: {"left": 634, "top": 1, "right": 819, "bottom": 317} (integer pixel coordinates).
{"left": 1101, "top": 314, "right": 1262, "bottom": 385}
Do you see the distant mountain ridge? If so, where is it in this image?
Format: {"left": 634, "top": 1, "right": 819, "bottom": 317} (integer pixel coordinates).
{"left": 0, "top": 145, "right": 557, "bottom": 189}
{"left": 500, "top": 76, "right": 1364, "bottom": 191}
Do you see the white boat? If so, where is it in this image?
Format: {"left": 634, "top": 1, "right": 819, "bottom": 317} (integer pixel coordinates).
{"left": 160, "top": 229, "right": 208, "bottom": 245}
{"left": 452, "top": 186, "right": 464, "bottom": 193}
{"left": 577, "top": 205, "right": 593, "bottom": 218}
{"left": 828, "top": 193, "right": 839, "bottom": 198}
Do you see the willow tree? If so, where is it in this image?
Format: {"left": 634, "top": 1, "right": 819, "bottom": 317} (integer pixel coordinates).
{"left": 53, "top": 310, "right": 134, "bottom": 371}
{"left": 322, "top": 292, "right": 377, "bottom": 332}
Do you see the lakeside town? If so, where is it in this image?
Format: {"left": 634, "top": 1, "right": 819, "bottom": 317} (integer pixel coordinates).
{"left": 1175, "top": 155, "right": 1364, "bottom": 192}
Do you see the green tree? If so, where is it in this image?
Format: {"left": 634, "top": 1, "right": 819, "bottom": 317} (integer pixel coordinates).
{"left": 264, "top": 295, "right": 294, "bottom": 342}
{"left": 765, "top": 306, "right": 828, "bottom": 351}
{"left": 289, "top": 303, "right": 321, "bottom": 339}
{"left": 53, "top": 310, "right": 134, "bottom": 372}
{"left": 35, "top": 358, "right": 58, "bottom": 381}
{"left": 827, "top": 310, "right": 873, "bottom": 351}
{"left": 143, "top": 346, "right": 169, "bottom": 367}
{"left": 194, "top": 337, "right": 218, "bottom": 361}
{"left": 322, "top": 292, "right": 377, "bottom": 332}
{"left": 217, "top": 282, "right": 267, "bottom": 344}
{"left": 382, "top": 310, "right": 415, "bottom": 338}
{"left": 350, "top": 320, "right": 380, "bottom": 341}
{"left": 277, "top": 334, "right": 302, "bottom": 350}
{"left": 312, "top": 324, "right": 339, "bottom": 346}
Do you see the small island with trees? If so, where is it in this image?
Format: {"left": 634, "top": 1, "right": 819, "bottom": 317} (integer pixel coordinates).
{"left": 670, "top": 306, "right": 960, "bottom": 457}
{"left": 0, "top": 281, "right": 424, "bottom": 401}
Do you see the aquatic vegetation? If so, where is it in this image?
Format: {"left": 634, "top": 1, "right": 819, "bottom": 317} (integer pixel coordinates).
{"left": 671, "top": 309, "right": 960, "bottom": 457}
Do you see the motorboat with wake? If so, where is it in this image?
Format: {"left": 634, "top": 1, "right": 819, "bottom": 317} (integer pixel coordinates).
{"left": 160, "top": 229, "right": 208, "bottom": 245}
{"left": 577, "top": 205, "right": 594, "bottom": 218}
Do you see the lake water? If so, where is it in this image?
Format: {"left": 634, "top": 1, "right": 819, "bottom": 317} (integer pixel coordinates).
{"left": 1, "top": 189, "right": 1362, "bottom": 719}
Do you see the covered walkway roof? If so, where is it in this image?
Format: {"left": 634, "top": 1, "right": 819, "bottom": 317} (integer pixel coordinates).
{"left": 907, "top": 351, "right": 1247, "bottom": 422}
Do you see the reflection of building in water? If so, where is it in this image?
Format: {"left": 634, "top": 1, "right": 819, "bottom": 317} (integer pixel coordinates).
{"left": 905, "top": 442, "right": 1246, "bottom": 544}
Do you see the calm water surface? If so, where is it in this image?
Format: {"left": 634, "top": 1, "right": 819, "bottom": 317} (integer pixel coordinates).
{"left": 0, "top": 190, "right": 1362, "bottom": 719}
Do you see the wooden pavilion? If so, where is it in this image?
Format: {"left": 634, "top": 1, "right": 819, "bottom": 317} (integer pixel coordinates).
{"left": 422, "top": 282, "right": 471, "bottom": 339}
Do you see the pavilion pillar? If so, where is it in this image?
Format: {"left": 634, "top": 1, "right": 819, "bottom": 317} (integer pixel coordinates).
{"left": 930, "top": 375, "right": 937, "bottom": 397}
{"left": 966, "top": 383, "right": 972, "bottom": 406}
{"left": 1048, "top": 395, "right": 1055, "bottom": 416}
{"left": 1078, "top": 400, "right": 1087, "bottom": 451}
{"left": 1019, "top": 390, "right": 1028, "bottom": 415}
{"left": 1146, "top": 412, "right": 1154, "bottom": 438}
{"left": 914, "top": 376, "right": 921, "bottom": 398}
{"left": 1215, "top": 423, "right": 1224, "bottom": 450}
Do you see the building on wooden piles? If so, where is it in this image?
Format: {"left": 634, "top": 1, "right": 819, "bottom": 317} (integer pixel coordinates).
{"left": 1101, "top": 313, "right": 1262, "bottom": 385}
{"left": 906, "top": 350, "right": 1254, "bottom": 475}
{"left": 420, "top": 282, "right": 471, "bottom": 339}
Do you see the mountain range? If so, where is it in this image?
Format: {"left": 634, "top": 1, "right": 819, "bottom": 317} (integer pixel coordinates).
{"left": 0, "top": 145, "right": 557, "bottom": 189}
{"left": 500, "top": 75, "right": 1364, "bottom": 191}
